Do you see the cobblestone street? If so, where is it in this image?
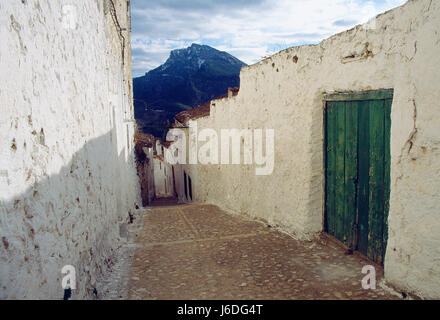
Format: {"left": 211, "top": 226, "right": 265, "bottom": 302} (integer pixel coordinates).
{"left": 99, "top": 200, "right": 401, "bottom": 300}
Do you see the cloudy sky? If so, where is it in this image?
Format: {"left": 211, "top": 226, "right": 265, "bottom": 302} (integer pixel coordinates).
{"left": 131, "top": 0, "right": 406, "bottom": 77}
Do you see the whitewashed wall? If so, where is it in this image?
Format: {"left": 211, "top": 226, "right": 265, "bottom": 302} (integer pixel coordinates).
{"left": 142, "top": 146, "right": 156, "bottom": 204}
{"left": 153, "top": 142, "right": 174, "bottom": 198}
{"left": 175, "top": 0, "right": 440, "bottom": 298}
{"left": 0, "top": 0, "right": 140, "bottom": 299}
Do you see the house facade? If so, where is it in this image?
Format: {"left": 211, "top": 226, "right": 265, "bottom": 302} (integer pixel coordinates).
{"left": 169, "top": 0, "right": 440, "bottom": 298}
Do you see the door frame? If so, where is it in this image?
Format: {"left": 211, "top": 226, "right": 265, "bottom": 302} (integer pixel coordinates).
{"left": 321, "top": 89, "right": 393, "bottom": 262}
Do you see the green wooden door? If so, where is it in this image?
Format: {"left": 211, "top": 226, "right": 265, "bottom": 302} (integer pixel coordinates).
{"left": 324, "top": 90, "right": 392, "bottom": 265}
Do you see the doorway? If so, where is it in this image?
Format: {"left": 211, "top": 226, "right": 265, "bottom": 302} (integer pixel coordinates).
{"left": 324, "top": 89, "right": 392, "bottom": 265}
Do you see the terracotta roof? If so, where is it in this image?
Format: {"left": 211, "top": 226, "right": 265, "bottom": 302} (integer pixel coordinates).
{"left": 174, "top": 100, "right": 211, "bottom": 124}
{"left": 174, "top": 87, "right": 239, "bottom": 124}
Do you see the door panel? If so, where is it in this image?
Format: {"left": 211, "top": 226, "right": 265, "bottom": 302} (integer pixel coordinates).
{"left": 334, "top": 103, "right": 346, "bottom": 242}
{"left": 344, "top": 101, "right": 358, "bottom": 249}
{"left": 326, "top": 101, "right": 359, "bottom": 247}
{"left": 325, "top": 101, "right": 337, "bottom": 236}
{"left": 367, "top": 99, "right": 386, "bottom": 263}
{"left": 357, "top": 100, "right": 370, "bottom": 256}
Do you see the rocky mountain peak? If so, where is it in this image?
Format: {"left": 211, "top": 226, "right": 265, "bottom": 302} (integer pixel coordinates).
{"left": 133, "top": 44, "right": 247, "bottom": 137}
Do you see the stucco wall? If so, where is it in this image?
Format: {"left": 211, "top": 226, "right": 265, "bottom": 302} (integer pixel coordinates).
{"left": 173, "top": 0, "right": 440, "bottom": 298}
{"left": 134, "top": 145, "right": 155, "bottom": 206}
{"left": 0, "top": 0, "right": 140, "bottom": 299}
{"left": 153, "top": 142, "right": 175, "bottom": 198}
{"left": 173, "top": 164, "right": 187, "bottom": 203}
{"left": 142, "top": 146, "right": 156, "bottom": 204}
{"left": 134, "top": 132, "right": 155, "bottom": 206}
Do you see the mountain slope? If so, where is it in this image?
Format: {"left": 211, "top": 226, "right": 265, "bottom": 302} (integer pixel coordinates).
{"left": 133, "top": 44, "right": 247, "bottom": 137}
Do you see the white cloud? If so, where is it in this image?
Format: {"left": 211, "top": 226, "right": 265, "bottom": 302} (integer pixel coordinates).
{"left": 131, "top": 0, "right": 407, "bottom": 76}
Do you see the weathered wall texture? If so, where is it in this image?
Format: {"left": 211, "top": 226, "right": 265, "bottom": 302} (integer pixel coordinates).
{"left": 153, "top": 141, "right": 175, "bottom": 198}
{"left": 134, "top": 132, "right": 155, "bottom": 206}
{"left": 172, "top": 155, "right": 193, "bottom": 204}
{"left": 173, "top": 0, "right": 440, "bottom": 298}
{"left": 0, "top": 0, "right": 140, "bottom": 299}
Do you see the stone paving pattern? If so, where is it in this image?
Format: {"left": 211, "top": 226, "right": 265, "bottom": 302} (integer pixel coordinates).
{"left": 99, "top": 201, "right": 401, "bottom": 300}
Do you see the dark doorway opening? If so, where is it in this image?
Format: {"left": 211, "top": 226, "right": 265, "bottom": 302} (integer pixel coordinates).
{"left": 184, "top": 171, "right": 188, "bottom": 199}
{"left": 188, "top": 176, "right": 192, "bottom": 201}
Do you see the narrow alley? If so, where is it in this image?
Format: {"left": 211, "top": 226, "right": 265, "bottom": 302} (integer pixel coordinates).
{"left": 99, "top": 200, "right": 400, "bottom": 300}
{"left": 2, "top": 0, "right": 439, "bottom": 301}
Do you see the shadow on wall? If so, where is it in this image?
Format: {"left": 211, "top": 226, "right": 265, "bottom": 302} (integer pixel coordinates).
{"left": 0, "top": 128, "right": 137, "bottom": 299}
{"left": 134, "top": 133, "right": 155, "bottom": 206}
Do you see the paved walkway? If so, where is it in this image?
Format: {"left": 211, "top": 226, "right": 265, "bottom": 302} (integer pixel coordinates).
{"left": 99, "top": 201, "right": 400, "bottom": 300}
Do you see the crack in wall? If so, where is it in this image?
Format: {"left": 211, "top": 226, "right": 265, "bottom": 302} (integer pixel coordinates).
{"left": 399, "top": 99, "right": 418, "bottom": 163}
